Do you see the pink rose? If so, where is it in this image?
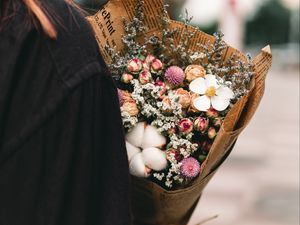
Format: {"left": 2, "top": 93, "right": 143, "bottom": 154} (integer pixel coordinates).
{"left": 206, "top": 107, "right": 219, "bottom": 118}
{"left": 194, "top": 117, "right": 209, "bottom": 133}
{"left": 142, "top": 61, "right": 150, "bottom": 71}
{"left": 178, "top": 118, "right": 193, "bottom": 134}
{"left": 139, "top": 71, "right": 152, "bottom": 84}
{"left": 155, "top": 80, "right": 167, "bottom": 99}
{"left": 127, "top": 58, "right": 142, "bottom": 73}
{"left": 145, "top": 54, "right": 156, "bottom": 63}
{"left": 121, "top": 73, "right": 133, "bottom": 84}
{"left": 151, "top": 59, "right": 163, "bottom": 72}
{"left": 208, "top": 127, "right": 217, "bottom": 139}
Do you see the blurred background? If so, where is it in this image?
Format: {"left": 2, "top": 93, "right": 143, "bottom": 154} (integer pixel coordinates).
{"left": 164, "top": 0, "right": 300, "bottom": 225}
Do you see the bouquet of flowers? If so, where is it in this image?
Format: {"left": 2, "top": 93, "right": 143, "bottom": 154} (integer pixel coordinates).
{"left": 87, "top": 0, "right": 272, "bottom": 224}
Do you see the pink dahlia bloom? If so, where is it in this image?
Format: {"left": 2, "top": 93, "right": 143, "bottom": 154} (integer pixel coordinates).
{"left": 164, "top": 66, "right": 185, "bottom": 87}
{"left": 180, "top": 157, "right": 200, "bottom": 179}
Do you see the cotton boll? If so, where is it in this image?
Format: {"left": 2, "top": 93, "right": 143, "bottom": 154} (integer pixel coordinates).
{"left": 126, "top": 141, "right": 141, "bottom": 162}
{"left": 129, "top": 153, "right": 150, "bottom": 178}
{"left": 142, "top": 147, "right": 168, "bottom": 171}
{"left": 141, "top": 125, "right": 166, "bottom": 149}
{"left": 125, "top": 122, "right": 146, "bottom": 147}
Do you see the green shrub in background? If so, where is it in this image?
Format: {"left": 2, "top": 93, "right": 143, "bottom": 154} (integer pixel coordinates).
{"left": 245, "top": 0, "right": 292, "bottom": 45}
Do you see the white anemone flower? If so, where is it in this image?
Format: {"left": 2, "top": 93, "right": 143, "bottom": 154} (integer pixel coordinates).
{"left": 189, "top": 74, "right": 234, "bottom": 111}
{"left": 125, "top": 122, "right": 168, "bottom": 178}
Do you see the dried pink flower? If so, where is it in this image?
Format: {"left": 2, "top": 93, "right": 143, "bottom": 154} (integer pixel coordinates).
{"left": 208, "top": 127, "right": 217, "bottom": 139}
{"left": 155, "top": 80, "right": 167, "bottom": 99}
{"left": 180, "top": 157, "right": 200, "bottom": 179}
{"left": 139, "top": 71, "right": 152, "bottom": 84}
{"left": 145, "top": 54, "right": 156, "bottom": 63}
{"left": 164, "top": 66, "right": 185, "bottom": 87}
{"left": 127, "top": 58, "right": 143, "bottom": 73}
{"left": 194, "top": 117, "right": 209, "bottom": 133}
{"left": 121, "top": 73, "right": 133, "bottom": 84}
{"left": 151, "top": 59, "right": 163, "bottom": 71}
{"left": 206, "top": 107, "right": 219, "bottom": 118}
{"left": 178, "top": 118, "right": 193, "bottom": 134}
{"left": 142, "top": 61, "right": 150, "bottom": 71}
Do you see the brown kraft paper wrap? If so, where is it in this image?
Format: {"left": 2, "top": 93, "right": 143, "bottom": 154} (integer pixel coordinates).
{"left": 86, "top": 1, "right": 272, "bottom": 224}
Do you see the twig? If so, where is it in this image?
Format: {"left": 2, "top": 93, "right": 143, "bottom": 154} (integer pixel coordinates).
{"left": 195, "top": 215, "right": 219, "bottom": 225}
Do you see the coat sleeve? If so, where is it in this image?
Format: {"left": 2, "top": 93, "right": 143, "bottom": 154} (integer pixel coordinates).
{"left": 0, "top": 1, "right": 131, "bottom": 224}
{"left": 0, "top": 70, "right": 131, "bottom": 225}
{"left": 90, "top": 73, "right": 132, "bottom": 225}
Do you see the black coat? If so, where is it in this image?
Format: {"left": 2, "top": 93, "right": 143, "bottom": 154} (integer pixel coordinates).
{"left": 0, "top": 1, "right": 130, "bottom": 225}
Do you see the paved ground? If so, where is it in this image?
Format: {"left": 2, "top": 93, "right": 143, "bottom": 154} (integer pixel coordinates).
{"left": 188, "top": 67, "right": 300, "bottom": 225}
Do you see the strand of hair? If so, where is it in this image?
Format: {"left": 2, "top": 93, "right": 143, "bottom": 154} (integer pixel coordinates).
{"left": 23, "top": 0, "right": 57, "bottom": 38}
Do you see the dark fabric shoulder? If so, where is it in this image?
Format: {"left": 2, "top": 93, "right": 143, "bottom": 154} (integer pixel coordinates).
{"left": 44, "top": 0, "right": 109, "bottom": 89}
{"left": 0, "top": 0, "right": 111, "bottom": 161}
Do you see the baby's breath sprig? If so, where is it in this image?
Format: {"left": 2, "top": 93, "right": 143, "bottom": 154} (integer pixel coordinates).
{"left": 225, "top": 54, "right": 256, "bottom": 99}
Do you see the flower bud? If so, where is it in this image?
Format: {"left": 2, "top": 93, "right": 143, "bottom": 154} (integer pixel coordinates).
{"left": 142, "top": 61, "right": 150, "bottom": 71}
{"left": 155, "top": 80, "right": 167, "bottom": 99}
{"left": 206, "top": 107, "right": 219, "bottom": 118}
{"left": 208, "top": 127, "right": 217, "bottom": 139}
{"left": 121, "top": 73, "right": 133, "bottom": 84}
{"left": 145, "top": 54, "right": 156, "bottom": 63}
{"left": 162, "top": 96, "right": 173, "bottom": 114}
{"left": 178, "top": 118, "right": 193, "bottom": 134}
{"left": 175, "top": 88, "right": 191, "bottom": 109}
{"left": 127, "top": 58, "right": 143, "bottom": 73}
{"left": 194, "top": 117, "right": 209, "bottom": 133}
{"left": 139, "top": 71, "right": 152, "bottom": 84}
{"left": 151, "top": 59, "right": 163, "bottom": 72}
